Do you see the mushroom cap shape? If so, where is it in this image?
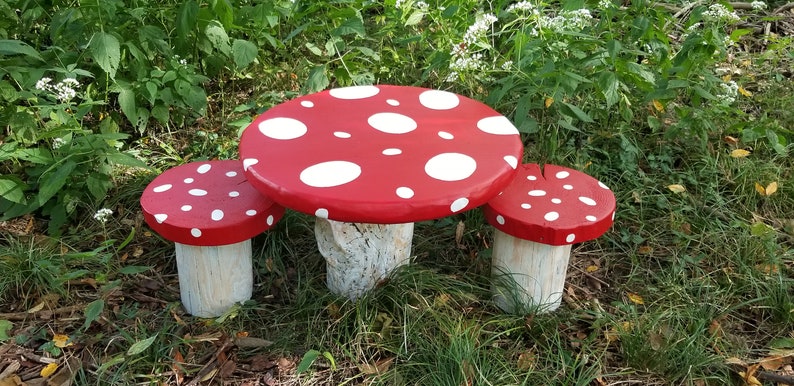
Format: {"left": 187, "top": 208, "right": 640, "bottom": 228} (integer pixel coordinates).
{"left": 239, "top": 85, "right": 524, "bottom": 223}
{"left": 140, "top": 160, "right": 285, "bottom": 246}
{"left": 483, "top": 164, "right": 615, "bottom": 246}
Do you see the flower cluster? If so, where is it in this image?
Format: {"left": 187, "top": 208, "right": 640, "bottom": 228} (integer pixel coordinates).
{"left": 35, "top": 77, "right": 81, "bottom": 102}
{"left": 702, "top": 4, "right": 740, "bottom": 23}
{"left": 52, "top": 137, "right": 66, "bottom": 150}
{"left": 717, "top": 80, "right": 739, "bottom": 105}
{"left": 751, "top": 1, "right": 767, "bottom": 10}
{"left": 93, "top": 208, "right": 113, "bottom": 224}
{"left": 544, "top": 9, "right": 593, "bottom": 33}
{"left": 506, "top": 1, "right": 534, "bottom": 13}
{"left": 463, "top": 13, "right": 498, "bottom": 45}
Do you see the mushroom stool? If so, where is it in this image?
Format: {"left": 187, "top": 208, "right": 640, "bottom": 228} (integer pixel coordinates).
{"left": 140, "top": 160, "right": 285, "bottom": 317}
{"left": 482, "top": 163, "right": 615, "bottom": 313}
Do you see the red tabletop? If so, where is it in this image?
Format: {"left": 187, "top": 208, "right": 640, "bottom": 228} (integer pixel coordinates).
{"left": 238, "top": 85, "right": 523, "bottom": 224}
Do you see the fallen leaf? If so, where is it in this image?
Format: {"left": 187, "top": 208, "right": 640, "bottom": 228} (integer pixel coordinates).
{"left": 585, "top": 265, "right": 599, "bottom": 273}
{"left": 738, "top": 371, "right": 762, "bottom": 386}
{"left": 40, "top": 363, "right": 58, "bottom": 378}
{"left": 517, "top": 351, "right": 535, "bottom": 370}
{"left": 723, "top": 136, "right": 740, "bottom": 145}
{"left": 544, "top": 97, "right": 554, "bottom": 108}
{"left": 455, "top": 221, "right": 465, "bottom": 248}
{"left": 0, "top": 375, "right": 24, "bottom": 386}
{"left": 722, "top": 74, "right": 732, "bottom": 82}
{"left": 652, "top": 99, "right": 664, "bottom": 112}
{"left": 52, "top": 334, "right": 73, "bottom": 348}
{"left": 739, "top": 86, "right": 753, "bottom": 97}
{"left": 637, "top": 246, "right": 653, "bottom": 255}
{"left": 667, "top": 184, "right": 686, "bottom": 193}
{"left": 731, "top": 149, "right": 751, "bottom": 158}
{"left": 755, "top": 182, "right": 778, "bottom": 196}
{"left": 760, "top": 356, "right": 784, "bottom": 371}
{"left": 627, "top": 292, "right": 644, "bottom": 305}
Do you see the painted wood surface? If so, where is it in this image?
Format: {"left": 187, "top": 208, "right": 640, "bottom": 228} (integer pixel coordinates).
{"left": 491, "top": 229, "right": 572, "bottom": 313}
{"left": 315, "top": 219, "right": 413, "bottom": 300}
{"left": 174, "top": 240, "right": 253, "bottom": 317}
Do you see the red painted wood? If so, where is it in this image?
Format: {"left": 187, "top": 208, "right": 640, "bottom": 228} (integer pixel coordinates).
{"left": 483, "top": 164, "right": 615, "bottom": 246}
{"left": 140, "top": 160, "right": 285, "bottom": 246}
{"left": 238, "top": 85, "right": 523, "bottom": 223}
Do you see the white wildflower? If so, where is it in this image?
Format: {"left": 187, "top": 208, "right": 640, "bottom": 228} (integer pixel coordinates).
{"left": 751, "top": 1, "right": 766, "bottom": 10}
{"left": 501, "top": 60, "right": 513, "bottom": 70}
{"left": 415, "top": 1, "right": 428, "bottom": 9}
{"left": 598, "top": 0, "right": 613, "bottom": 9}
{"left": 449, "top": 52, "right": 485, "bottom": 72}
{"left": 718, "top": 80, "right": 739, "bottom": 105}
{"left": 93, "top": 208, "right": 113, "bottom": 224}
{"left": 51, "top": 137, "right": 65, "bottom": 150}
{"left": 35, "top": 77, "right": 52, "bottom": 91}
{"left": 507, "top": 1, "right": 534, "bottom": 13}
{"left": 395, "top": 0, "right": 403, "bottom": 7}
{"left": 445, "top": 71, "right": 459, "bottom": 83}
{"left": 53, "top": 79, "right": 78, "bottom": 102}
{"left": 543, "top": 9, "right": 593, "bottom": 33}
{"left": 702, "top": 4, "right": 740, "bottom": 23}
{"left": 463, "top": 13, "right": 498, "bottom": 45}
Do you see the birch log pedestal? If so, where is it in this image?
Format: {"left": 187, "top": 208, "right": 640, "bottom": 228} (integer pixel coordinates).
{"left": 239, "top": 85, "right": 524, "bottom": 300}
{"left": 140, "top": 160, "right": 285, "bottom": 317}
{"left": 483, "top": 163, "right": 616, "bottom": 314}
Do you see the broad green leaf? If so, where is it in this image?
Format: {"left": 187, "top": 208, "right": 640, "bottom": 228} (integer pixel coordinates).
{"left": 0, "top": 176, "right": 26, "bottom": 203}
{"left": 213, "top": 0, "right": 234, "bottom": 29}
{"left": 177, "top": 1, "right": 199, "bottom": 40}
{"left": 87, "top": 172, "right": 112, "bottom": 201}
{"left": 82, "top": 299, "right": 104, "bottom": 330}
{"left": 232, "top": 39, "right": 258, "bottom": 69}
{"left": 322, "top": 351, "right": 337, "bottom": 371}
{"left": 118, "top": 265, "right": 152, "bottom": 275}
{"left": 15, "top": 148, "right": 53, "bottom": 164}
{"left": 405, "top": 10, "right": 425, "bottom": 26}
{"left": 106, "top": 152, "right": 149, "bottom": 169}
{"left": 606, "top": 39, "right": 622, "bottom": 61}
{"left": 118, "top": 86, "right": 137, "bottom": 127}
{"left": 333, "top": 15, "right": 366, "bottom": 37}
{"left": 0, "top": 39, "right": 44, "bottom": 61}
{"left": 205, "top": 22, "right": 231, "bottom": 56}
{"left": 305, "top": 42, "right": 323, "bottom": 57}
{"left": 90, "top": 32, "right": 120, "bottom": 79}
{"left": 37, "top": 160, "right": 77, "bottom": 205}
{"left": 297, "top": 350, "right": 321, "bottom": 374}
{"left": 304, "top": 65, "right": 329, "bottom": 94}
{"left": 561, "top": 102, "right": 594, "bottom": 123}
{"left": 597, "top": 71, "right": 620, "bottom": 107}
{"left": 127, "top": 334, "right": 157, "bottom": 356}
{"left": 0, "top": 320, "right": 11, "bottom": 342}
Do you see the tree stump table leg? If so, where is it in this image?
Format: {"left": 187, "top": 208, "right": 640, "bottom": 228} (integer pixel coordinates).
{"left": 174, "top": 240, "right": 254, "bottom": 317}
{"left": 315, "top": 219, "right": 414, "bottom": 300}
{"left": 491, "top": 229, "right": 572, "bottom": 313}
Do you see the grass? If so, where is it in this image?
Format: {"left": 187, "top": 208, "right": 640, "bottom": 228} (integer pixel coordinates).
{"left": 2, "top": 4, "right": 794, "bottom": 386}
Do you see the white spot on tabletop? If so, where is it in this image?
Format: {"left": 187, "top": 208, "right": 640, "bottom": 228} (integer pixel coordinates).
{"left": 259, "top": 117, "right": 308, "bottom": 140}
{"left": 419, "top": 90, "right": 460, "bottom": 110}
{"left": 566, "top": 234, "right": 576, "bottom": 243}
{"left": 599, "top": 181, "right": 611, "bottom": 190}
{"left": 154, "top": 214, "right": 168, "bottom": 223}
{"left": 382, "top": 148, "right": 402, "bottom": 156}
{"left": 211, "top": 209, "right": 224, "bottom": 221}
{"left": 544, "top": 211, "right": 560, "bottom": 221}
{"left": 267, "top": 215, "right": 274, "bottom": 226}
{"left": 300, "top": 161, "right": 362, "bottom": 187}
{"left": 329, "top": 85, "right": 380, "bottom": 99}
{"left": 528, "top": 190, "right": 546, "bottom": 197}
{"left": 191, "top": 228, "right": 202, "bottom": 237}
{"left": 551, "top": 198, "right": 562, "bottom": 204}
{"left": 229, "top": 191, "right": 240, "bottom": 197}
{"left": 496, "top": 215, "right": 505, "bottom": 225}
{"left": 315, "top": 208, "right": 329, "bottom": 219}
{"left": 368, "top": 112, "right": 417, "bottom": 134}
{"left": 504, "top": 155, "right": 518, "bottom": 169}
{"left": 197, "top": 164, "right": 212, "bottom": 174}
{"left": 556, "top": 171, "right": 570, "bottom": 179}
{"left": 396, "top": 187, "right": 414, "bottom": 199}
{"left": 563, "top": 184, "right": 573, "bottom": 190}
{"left": 387, "top": 99, "right": 400, "bottom": 106}
{"left": 527, "top": 175, "right": 537, "bottom": 181}
{"left": 438, "top": 131, "right": 454, "bottom": 139}
{"left": 188, "top": 189, "right": 207, "bottom": 196}
{"left": 153, "top": 184, "right": 172, "bottom": 193}
{"left": 334, "top": 131, "right": 351, "bottom": 138}
{"left": 425, "top": 153, "right": 476, "bottom": 181}
{"left": 243, "top": 158, "right": 258, "bottom": 171}
{"left": 586, "top": 215, "right": 597, "bottom": 221}
{"left": 181, "top": 205, "right": 192, "bottom": 212}
{"left": 579, "top": 196, "right": 597, "bottom": 206}
{"left": 521, "top": 203, "right": 531, "bottom": 209}
{"left": 226, "top": 171, "right": 237, "bottom": 177}
{"left": 183, "top": 178, "right": 194, "bottom": 183}
{"left": 477, "top": 116, "right": 520, "bottom": 135}
{"left": 450, "top": 197, "right": 469, "bottom": 212}
{"left": 301, "top": 100, "right": 314, "bottom": 108}
{"left": 246, "top": 210, "right": 257, "bottom": 216}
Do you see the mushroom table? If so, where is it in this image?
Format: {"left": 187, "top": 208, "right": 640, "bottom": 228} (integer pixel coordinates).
{"left": 140, "top": 160, "right": 285, "bottom": 317}
{"left": 482, "top": 163, "right": 616, "bottom": 313}
{"left": 239, "top": 85, "right": 524, "bottom": 300}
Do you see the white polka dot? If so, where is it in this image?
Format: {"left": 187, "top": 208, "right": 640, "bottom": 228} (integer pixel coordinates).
{"left": 181, "top": 205, "right": 192, "bottom": 211}
{"left": 528, "top": 190, "right": 546, "bottom": 196}
{"left": 504, "top": 156, "right": 518, "bottom": 169}
{"left": 521, "top": 203, "right": 531, "bottom": 209}
{"left": 563, "top": 184, "right": 573, "bottom": 190}
{"left": 387, "top": 99, "right": 400, "bottom": 106}
{"left": 419, "top": 90, "right": 460, "bottom": 110}
{"left": 527, "top": 175, "right": 537, "bottom": 181}
{"left": 229, "top": 191, "right": 240, "bottom": 197}
{"left": 226, "top": 171, "right": 237, "bottom": 177}
{"left": 334, "top": 131, "right": 351, "bottom": 138}
{"left": 267, "top": 215, "right": 274, "bottom": 226}
{"left": 211, "top": 209, "right": 224, "bottom": 221}
{"left": 246, "top": 210, "right": 257, "bottom": 216}
{"left": 153, "top": 184, "right": 172, "bottom": 193}
{"left": 301, "top": 100, "right": 314, "bottom": 108}
{"left": 566, "top": 234, "right": 576, "bottom": 243}
{"left": 612, "top": 211, "right": 616, "bottom": 221}
{"left": 368, "top": 112, "right": 417, "bottom": 134}
{"left": 382, "top": 148, "right": 402, "bottom": 155}
{"left": 258, "top": 117, "right": 308, "bottom": 140}
{"left": 586, "top": 215, "right": 597, "bottom": 221}
{"left": 243, "top": 158, "right": 259, "bottom": 171}
{"left": 154, "top": 214, "right": 168, "bottom": 223}
{"left": 438, "top": 131, "right": 454, "bottom": 139}
{"left": 544, "top": 212, "right": 560, "bottom": 221}
{"left": 496, "top": 215, "right": 505, "bottom": 225}
{"left": 396, "top": 187, "right": 414, "bottom": 198}
{"left": 477, "top": 116, "right": 520, "bottom": 135}
{"left": 188, "top": 189, "right": 207, "bottom": 196}
{"left": 556, "top": 171, "right": 570, "bottom": 179}
{"left": 315, "top": 208, "right": 329, "bottom": 219}
{"left": 579, "top": 196, "right": 597, "bottom": 206}
{"left": 551, "top": 198, "right": 562, "bottom": 204}
{"left": 425, "top": 153, "right": 476, "bottom": 181}
{"left": 183, "top": 178, "right": 194, "bottom": 183}
{"left": 329, "top": 85, "right": 380, "bottom": 99}
{"left": 599, "top": 181, "right": 610, "bottom": 190}
{"left": 191, "top": 228, "right": 202, "bottom": 237}
{"left": 300, "top": 161, "right": 362, "bottom": 187}
{"left": 450, "top": 197, "right": 469, "bottom": 212}
{"left": 197, "top": 164, "right": 212, "bottom": 174}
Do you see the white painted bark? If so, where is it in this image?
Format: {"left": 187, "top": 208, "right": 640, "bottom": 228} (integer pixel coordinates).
{"left": 491, "top": 229, "right": 572, "bottom": 314}
{"left": 174, "top": 240, "right": 253, "bottom": 318}
{"left": 315, "top": 219, "right": 414, "bottom": 300}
